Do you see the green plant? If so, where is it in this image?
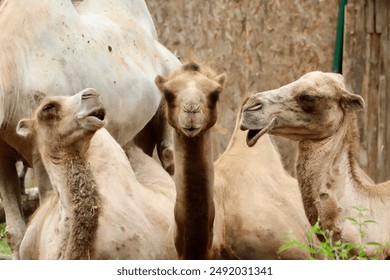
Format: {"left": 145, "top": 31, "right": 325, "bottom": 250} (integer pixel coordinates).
{"left": 278, "top": 206, "right": 388, "bottom": 260}
{"left": 0, "top": 223, "right": 12, "bottom": 256}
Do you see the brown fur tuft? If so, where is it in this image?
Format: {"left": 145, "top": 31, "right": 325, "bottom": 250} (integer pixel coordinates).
{"left": 182, "top": 62, "right": 200, "bottom": 72}
{"left": 64, "top": 156, "right": 101, "bottom": 259}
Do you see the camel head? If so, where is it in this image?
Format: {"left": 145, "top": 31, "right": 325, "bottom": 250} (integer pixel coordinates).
{"left": 16, "top": 88, "right": 106, "bottom": 157}
{"left": 240, "top": 71, "right": 365, "bottom": 146}
{"left": 155, "top": 62, "right": 226, "bottom": 138}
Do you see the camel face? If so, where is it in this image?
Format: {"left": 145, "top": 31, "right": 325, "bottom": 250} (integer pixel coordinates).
{"left": 16, "top": 88, "right": 105, "bottom": 155}
{"left": 240, "top": 71, "right": 365, "bottom": 146}
{"left": 156, "top": 62, "right": 226, "bottom": 138}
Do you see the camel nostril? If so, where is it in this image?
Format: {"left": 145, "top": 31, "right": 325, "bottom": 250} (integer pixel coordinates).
{"left": 82, "top": 90, "right": 99, "bottom": 100}
{"left": 183, "top": 105, "right": 200, "bottom": 114}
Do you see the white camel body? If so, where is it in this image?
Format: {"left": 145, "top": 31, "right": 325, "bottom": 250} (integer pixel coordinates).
{"left": 330, "top": 151, "right": 388, "bottom": 247}
{"left": 1, "top": 0, "right": 177, "bottom": 144}
{"left": 17, "top": 90, "right": 175, "bottom": 259}
{"left": 0, "top": 0, "right": 179, "bottom": 258}
{"left": 240, "top": 71, "right": 390, "bottom": 258}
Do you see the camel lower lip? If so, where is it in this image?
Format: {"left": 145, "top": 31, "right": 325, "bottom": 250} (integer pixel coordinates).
{"left": 77, "top": 107, "right": 106, "bottom": 121}
{"left": 182, "top": 127, "right": 201, "bottom": 137}
{"left": 246, "top": 129, "right": 264, "bottom": 147}
{"left": 246, "top": 118, "right": 275, "bottom": 147}
{"left": 88, "top": 108, "right": 106, "bottom": 120}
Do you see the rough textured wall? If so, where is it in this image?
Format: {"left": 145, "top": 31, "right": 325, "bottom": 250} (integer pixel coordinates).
{"left": 343, "top": 0, "right": 390, "bottom": 182}
{"left": 0, "top": 0, "right": 339, "bottom": 174}
{"left": 147, "top": 0, "right": 339, "bottom": 175}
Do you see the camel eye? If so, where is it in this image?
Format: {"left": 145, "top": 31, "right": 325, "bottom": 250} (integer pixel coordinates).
{"left": 298, "top": 93, "right": 315, "bottom": 103}
{"left": 39, "top": 102, "right": 60, "bottom": 121}
{"left": 163, "top": 90, "right": 175, "bottom": 103}
{"left": 297, "top": 93, "right": 318, "bottom": 113}
{"left": 208, "top": 89, "right": 220, "bottom": 104}
{"left": 42, "top": 103, "right": 56, "bottom": 111}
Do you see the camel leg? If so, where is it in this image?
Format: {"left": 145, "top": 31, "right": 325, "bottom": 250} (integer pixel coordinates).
{"left": 133, "top": 102, "right": 174, "bottom": 175}
{"left": 154, "top": 106, "right": 174, "bottom": 176}
{"left": 16, "top": 161, "right": 27, "bottom": 195}
{"left": 0, "top": 149, "right": 26, "bottom": 260}
{"left": 32, "top": 152, "right": 52, "bottom": 201}
{"left": 148, "top": 100, "right": 175, "bottom": 175}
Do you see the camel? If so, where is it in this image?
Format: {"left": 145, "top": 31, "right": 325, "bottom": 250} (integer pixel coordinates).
{"left": 156, "top": 62, "right": 312, "bottom": 259}
{"left": 0, "top": 0, "right": 179, "bottom": 258}
{"left": 16, "top": 88, "right": 176, "bottom": 259}
{"left": 240, "top": 71, "right": 390, "bottom": 258}
{"left": 156, "top": 62, "right": 226, "bottom": 259}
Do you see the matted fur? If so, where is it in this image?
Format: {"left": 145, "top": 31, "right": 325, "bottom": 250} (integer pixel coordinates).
{"left": 63, "top": 156, "right": 101, "bottom": 259}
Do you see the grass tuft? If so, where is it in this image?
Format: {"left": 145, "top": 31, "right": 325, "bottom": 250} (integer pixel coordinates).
{"left": 0, "top": 223, "right": 12, "bottom": 256}
{"left": 279, "top": 206, "right": 389, "bottom": 260}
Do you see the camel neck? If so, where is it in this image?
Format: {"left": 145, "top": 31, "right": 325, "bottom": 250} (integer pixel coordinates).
{"left": 43, "top": 154, "right": 101, "bottom": 259}
{"left": 173, "top": 131, "right": 215, "bottom": 259}
{"left": 296, "top": 113, "right": 361, "bottom": 229}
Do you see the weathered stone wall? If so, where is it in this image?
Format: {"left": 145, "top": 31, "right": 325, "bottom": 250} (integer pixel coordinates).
{"left": 148, "top": 0, "right": 339, "bottom": 175}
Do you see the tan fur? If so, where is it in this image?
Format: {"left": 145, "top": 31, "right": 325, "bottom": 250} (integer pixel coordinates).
{"left": 158, "top": 62, "right": 312, "bottom": 259}
{"left": 241, "top": 71, "right": 390, "bottom": 258}
{"left": 17, "top": 89, "right": 176, "bottom": 259}
{"left": 157, "top": 62, "right": 223, "bottom": 259}
{"left": 0, "top": 0, "right": 179, "bottom": 258}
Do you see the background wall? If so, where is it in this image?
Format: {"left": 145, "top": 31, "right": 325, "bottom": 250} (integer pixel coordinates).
{"left": 147, "top": 0, "right": 339, "bottom": 176}
{"left": 343, "top": 0, "right": 390, "bottom": 183}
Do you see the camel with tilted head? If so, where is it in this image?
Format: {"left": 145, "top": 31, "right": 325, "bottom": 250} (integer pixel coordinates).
{"left": 0, "top": 0, "right": 179, "bottom": 259}
{"left": 16, "top": 89, "right": 176, "bottom": 259}
{"left": 156, "top": 62, "right": 312, "bottom": 259}
{"left": 240, "top": 71, "right": 390, "bottom": 258}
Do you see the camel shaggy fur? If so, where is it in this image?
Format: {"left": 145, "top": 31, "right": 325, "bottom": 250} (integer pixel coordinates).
{"left": 240, "top": 71, "right": 390, "bottom": 258}
{"left": 0, "top": 0, "right": 179, "bottom": 258}
{"left": 157, "top": 62, "right": 312, "bottom": 259}
{"left": 16, "top": 89, "right": 176, "bottom": 259}
{"left": 156, "top": 62, "right": 226, "bottom": 259}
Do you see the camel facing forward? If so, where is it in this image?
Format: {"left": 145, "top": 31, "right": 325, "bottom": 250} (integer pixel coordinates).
{"left": 240, "top": 71, "right": 390, "bottom": 258}
{"left": 16, "top": 89, "right": 175, "bottom": 259}
{"left": 156, "top": 62, "right": 226, "bottom": 259}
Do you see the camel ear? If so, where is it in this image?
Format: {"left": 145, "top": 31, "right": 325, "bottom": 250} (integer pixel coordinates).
{"left": 340, "top": 91, "right": 365, "bottom": 111}
{"left": 215, "top": 73, "right": 227, "bottom": 88}
{"left": 155, "top": 75, "right": 167, "bottom": 94}
{"left": 16, "top": 118, "right": 35, "bottom": 137}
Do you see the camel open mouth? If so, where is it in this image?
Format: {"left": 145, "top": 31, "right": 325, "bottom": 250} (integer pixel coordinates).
{"left": 246, "top": 118, "right": 275, "bottom": 147}
{"left": 87, "top": 108, "right": 106, "bottom": 121}
{"left": 77, "top": 106, "right": 106, "bottom": 130}
{"left": 77, "top": 107, "right": 106, "bottom": 121}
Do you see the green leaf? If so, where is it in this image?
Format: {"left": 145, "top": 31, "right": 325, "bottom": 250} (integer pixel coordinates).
{"left": 352, "top": 206, "right": 368, "bottom": 212}
{"left": 346, "top": 217, "right": 358, "bottom": 224}
{"left": 0, "top": 223, "right": 12, "bottom": 256}
{"left": 367, "top": 242, "right": 382, "bottom": 247}
{"left": 278, "top": 240, "right": 298, "bottom": 253}
{"left": 362, "top": 220, "right": 376, "bottom": 224}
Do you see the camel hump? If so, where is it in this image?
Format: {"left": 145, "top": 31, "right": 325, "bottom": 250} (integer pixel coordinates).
{"left": 74, "top": 0, "right": 158, "bottom": 39}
